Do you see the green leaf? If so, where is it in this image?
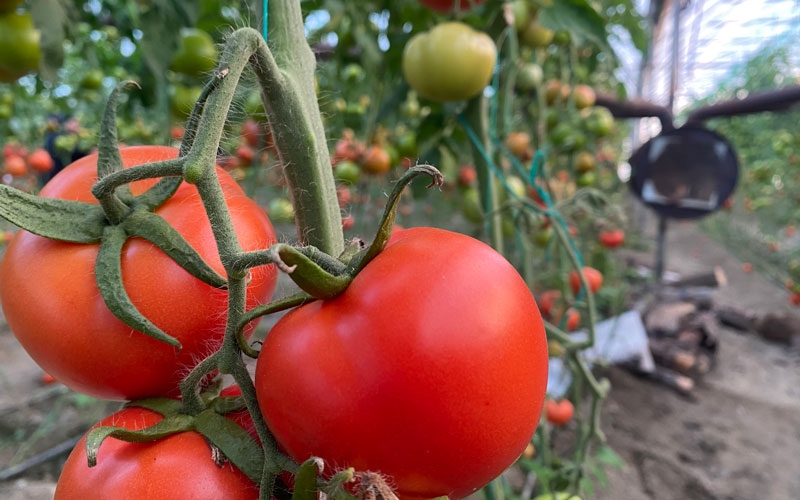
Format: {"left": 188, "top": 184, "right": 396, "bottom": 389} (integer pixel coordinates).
{"left": 594, "top": 444, "right": 625, "bottom": 468}
{"left": 85, "top": 414, "right": 195, "bottom": 467}
{"left": 0, "top": 185, "right": 106, "bottom": 243}
{"left": 538, "top": 0, "right": 609, "bottom": 52}
{"left": 122, "top": 210, "right": 227, "bottom": 289}
{"left": 193, "top": 410, "right": 265, "bottom": 484}
{"left": 95, "top": 225, "right": 181, "bottom": 349}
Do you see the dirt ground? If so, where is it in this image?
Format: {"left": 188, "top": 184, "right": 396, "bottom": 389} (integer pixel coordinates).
{"left": 1, "top": 213, "right": 799, "bottom": 499}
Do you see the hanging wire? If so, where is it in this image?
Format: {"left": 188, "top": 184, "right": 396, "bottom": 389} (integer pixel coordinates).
{"left": 262, "top": 0, "right": 269, "bottom": 41}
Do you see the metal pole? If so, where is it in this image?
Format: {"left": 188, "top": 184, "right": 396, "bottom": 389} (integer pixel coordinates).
{"left": 655, "top": 215, "right": 668, "bottom": 282}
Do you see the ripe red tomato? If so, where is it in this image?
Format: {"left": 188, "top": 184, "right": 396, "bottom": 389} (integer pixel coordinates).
{"left": 598, "top": 229, "right": 625, "bottom": 249}
{"left": 3, "top": 154, "right": 27, "bottom": 176}
{"left": 54, "top": 406, "right": 259, "bottom": 499}
{"left": 564, "top": 307, "right": 580, "bottom": 331}
{"left": 537, "top": 289, "right": 561, "bottom": 318}
{"left": 0, "top": 146, "right": 278, "bottom": 400}
{"left": 545, "top": 399, "right": 574, "bottom": 426}
{"left": 255, "top": 227, "right": 548, "bottom": 500}
{"left": 360, "top": 145, "right": 392, "bottom": 174}
{"left": 418, "top": 0, "right": 486, "bottom": 12}
{"left": 569, "top": 266, "right": 603, "bottom": 296}
{"left": 27, "top": 148, "right": 55, "bottom": 173}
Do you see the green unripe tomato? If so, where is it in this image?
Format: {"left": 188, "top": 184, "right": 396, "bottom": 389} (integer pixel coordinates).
{"left": 0, "top": 12, "right": 41, "bottom": 82}
{"left": 521, "top": 19, "right": 553, "bottom": 48}
{"left": 170, "top": 28, "right": 218, "bottom": 78}
{"left": 268, "top": 197, "right": 295, "bottom": 224}
{"left": 516, "top": 62, "right": 543, "bottom": 91}
{"left": 461, "top": 188, "right": 484, "bottom": 224}
{"left": 533, "top": 494, "right": 582, "bottom": 500}
{"left": 510, "top": 0, "right": 532, "bottom": 32}
{"left": 402, "top": 22, "right": 497, "bottom": 103}
{"left": 79, "top": 69, "right": 104, "bottom": 90}
{"left": 334, "top": 160, "right": 361, "bottom": 185}
{"left": 585, "top": 106, "right": 615, "bottom": 137}
{"left": 169, "top": 84, "right": 203, "bottom": 119}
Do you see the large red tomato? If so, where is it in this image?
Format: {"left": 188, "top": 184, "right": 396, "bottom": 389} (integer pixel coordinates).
{"left": 0, "top": 146, "right": 278, "bottom": 400}
{"left": 255, "top": 227, "right": 548, "bottom": 500}
{"left": 54, "top": 406, "right": 259, "bottom": 499}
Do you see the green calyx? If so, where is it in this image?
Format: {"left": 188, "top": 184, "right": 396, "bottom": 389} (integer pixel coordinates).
{"left": 86, "top": 393, "right": 264, "bottom": 485}
{"left": 0, "top": 82, "right": 228, "bottom": 350}
{"left": 265, "top": 164, "right": 443, "bottom": 300}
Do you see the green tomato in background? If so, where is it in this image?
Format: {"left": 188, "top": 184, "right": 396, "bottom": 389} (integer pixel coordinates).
{"left": 402, "top": 22, "right": 497, "bottom": 103}
{"left": 170, "top": 28, "right": 219, "bottom": 78}
{"left": 0, "top": 12, "right": 41, "bottom": 82}
{"left": 170, "top": 84, "right": 203, "bottom": 119}
{"left": 334, "top": 160, "right": 361, "bottom": 185}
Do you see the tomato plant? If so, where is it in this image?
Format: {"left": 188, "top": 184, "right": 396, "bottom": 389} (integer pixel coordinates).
{"left": 54, "top": 406, "right": 259, "bottom": 500}
{"left": 0, "top": 146, "right": 279, "bottom": 400}
{"left": 255, "top": 227, "right": 548, "bottom": 500}
{"left": 402, "top": 22, "right": 497, "bottom": 103}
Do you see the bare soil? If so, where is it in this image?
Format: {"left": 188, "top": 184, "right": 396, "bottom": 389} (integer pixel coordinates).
{"left": 1, "top": 215, "right": 799, "bottom": 499}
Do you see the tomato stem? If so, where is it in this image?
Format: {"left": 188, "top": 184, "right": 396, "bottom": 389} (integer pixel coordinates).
{"left": 178, "top": 352, "right": 220, "bottom": 415}
{"left": 248, "top": 2, "right": 344, "bottom": 255}
{"left": 463, "top": 96, "right": 504, "bottom": 252}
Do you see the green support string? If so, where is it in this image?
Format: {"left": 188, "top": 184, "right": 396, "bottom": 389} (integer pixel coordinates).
{"left": 262, "top": 0, "right": 269, "bottom": 41}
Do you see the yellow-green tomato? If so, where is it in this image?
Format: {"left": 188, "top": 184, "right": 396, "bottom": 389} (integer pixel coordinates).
{"left": 402, "top": 22, "right": 497, "bottom": 103}
{"left": 0, "top": 12, "right": 41, "bottom": 82}
{"left": 533, "top": 494, "right": 582, "bottom": 500}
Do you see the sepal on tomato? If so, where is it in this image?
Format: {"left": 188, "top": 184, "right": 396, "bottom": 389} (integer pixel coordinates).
{"left": 122, "top": 210, "right": 228, "bottom": 289}
{"left": 85, "top": 413, "right": 196, "bottom": 467}
{"left": 86, "top": 390, "right": 265, "bottom": 485}
{"left": 0, "top": 186, "right": 106, "bottom": 243}
{"left": 96, "top": 225, "right": 183, "bottom": 349}
{"left": 291, "top": 457, "right": 324, "bottom": 500}
{"left": 193, "top": 410, "right": 265, "bottom": 483}
{"left": 267, "top": 164, "right": 443, "bottom": 300}
{"left": 349, "top": 163, "right": 443, "bottom": 275}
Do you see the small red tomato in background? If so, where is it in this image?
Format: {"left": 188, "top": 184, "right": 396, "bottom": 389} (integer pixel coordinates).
{"left": 417, "top": 0, "right": 486, "bottom": 12}
{"left": 458, "top": 165, "right": 477, "bottom": 187}
{"left": 4, "top": 154, "right": 27, "bottom": 176}
{"left": 537, "top": 289, "right": 561, "bottom": 318}
{"left": 255, "top": 227, "right": 548, "bottom": 500}
{"left": 598, "top": 229, "right": 625, "bottom": 249}
{"left": 545, "top": 399, "right": 575, "bottom": 426}
{"left": 360, "top": 145, "right": 392, "bottom": 175}
{"left": 569, "top": 266, "right": 603, "bottom": 295}
{"left": 564, "top": 308, "right": 580, "bottom": 331}
{"left": 27, "top": 148, "right": 55, "bottom": 174}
